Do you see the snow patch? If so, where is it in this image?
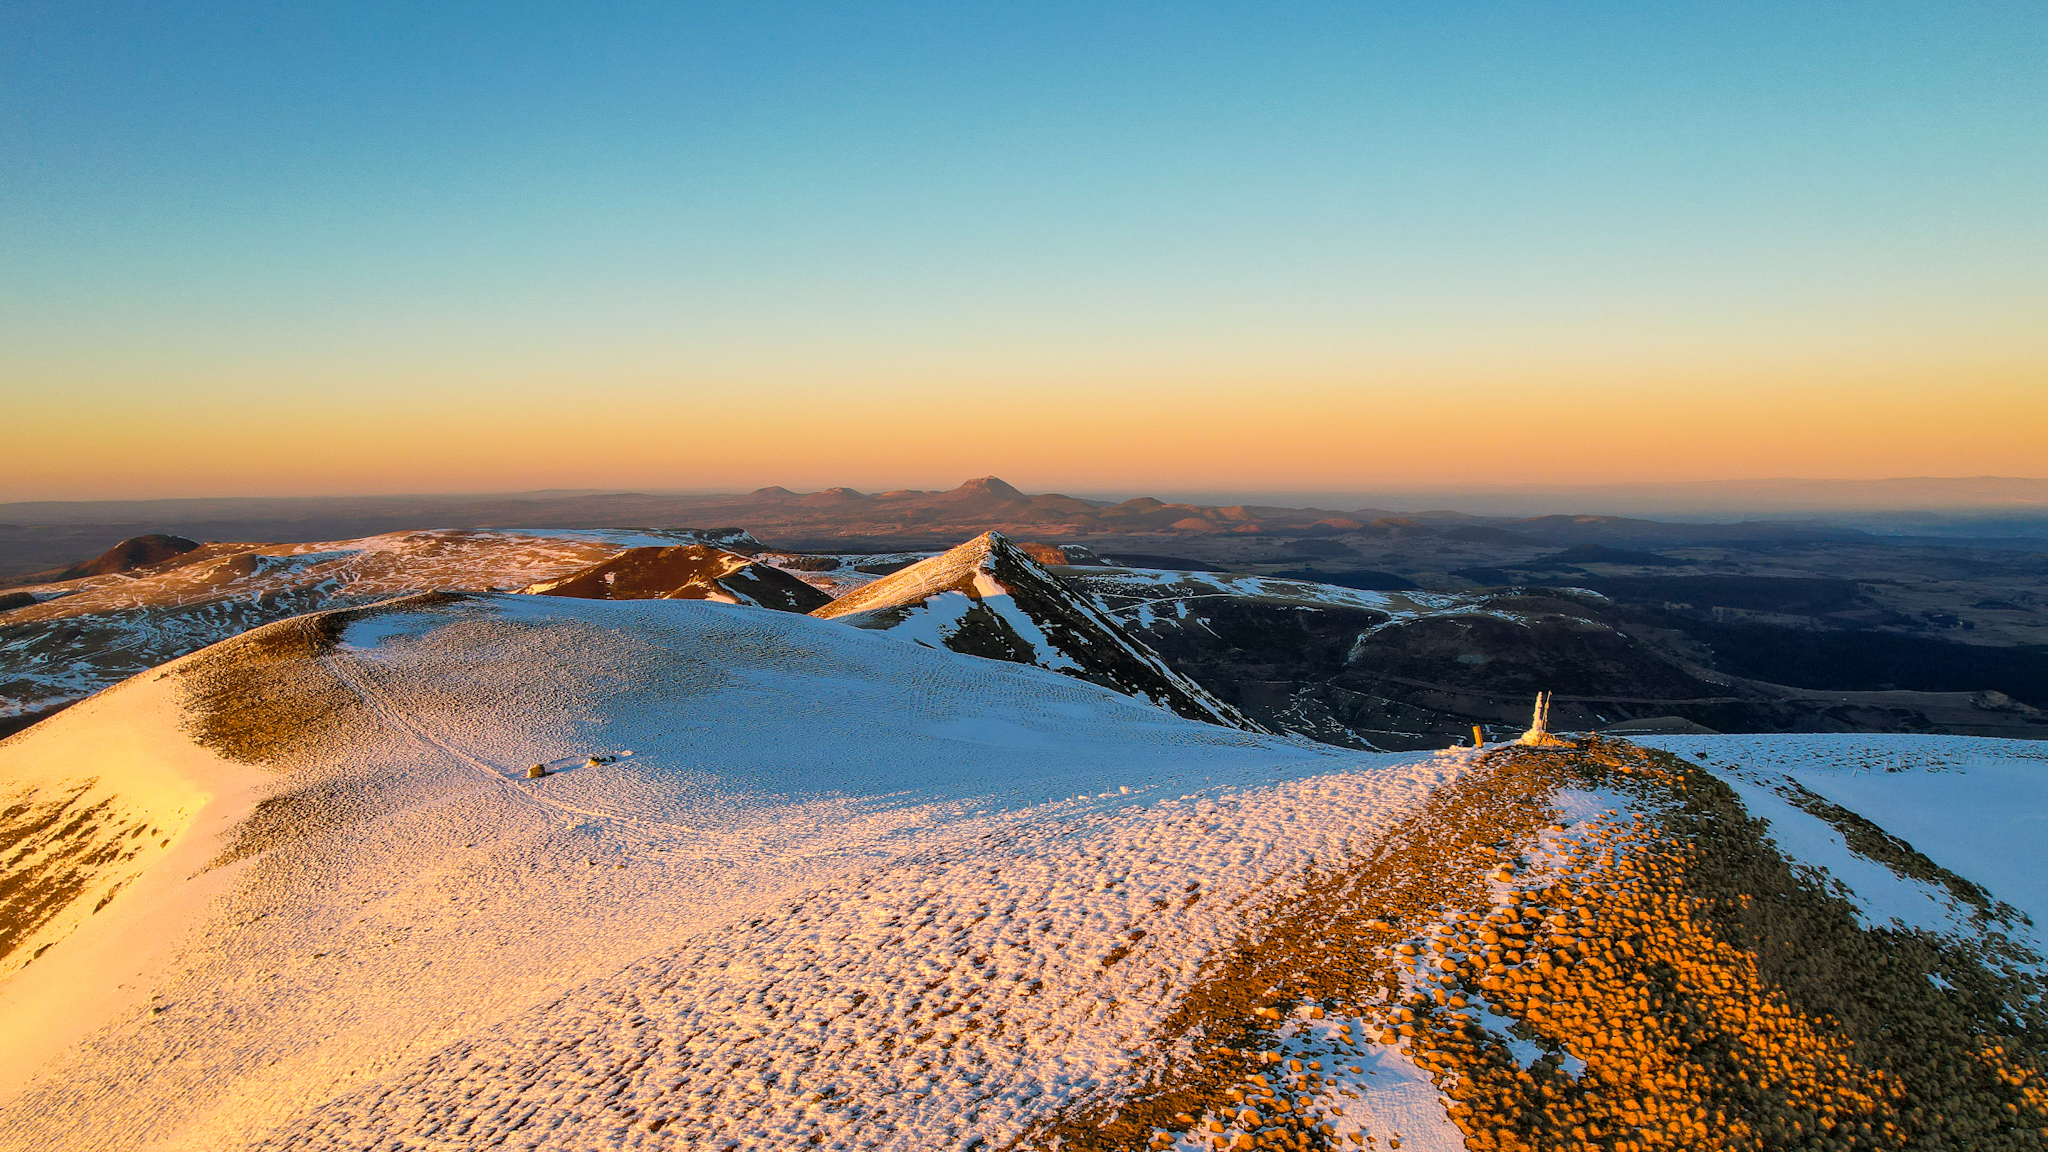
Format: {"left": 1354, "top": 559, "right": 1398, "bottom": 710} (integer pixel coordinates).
{"left": 1646, "top": 734, "right": 2048, "bottom": 939}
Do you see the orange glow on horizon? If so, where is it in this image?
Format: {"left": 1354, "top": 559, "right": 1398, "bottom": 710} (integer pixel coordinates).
{"left": 8, "top": 353, "right": 2043, "bottom": 501}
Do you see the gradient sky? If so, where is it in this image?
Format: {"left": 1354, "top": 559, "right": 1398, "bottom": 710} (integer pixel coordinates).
{"left": 3, "top": 2, "right": 2043, "bottom": 500}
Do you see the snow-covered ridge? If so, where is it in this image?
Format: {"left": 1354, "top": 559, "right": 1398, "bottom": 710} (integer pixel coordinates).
{"left": 261, "top": 755, "right": 1466, "bottom": 1152}
{"left": 813, "top": 533, "right": 1262, "bottom": 731}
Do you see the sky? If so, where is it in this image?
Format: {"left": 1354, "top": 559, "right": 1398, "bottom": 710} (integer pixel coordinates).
{"left": 3, "top": 2, "right": 2044, "bottom": 501}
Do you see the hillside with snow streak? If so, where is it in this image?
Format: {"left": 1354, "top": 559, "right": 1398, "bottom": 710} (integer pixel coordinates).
{"left": 815, "top": 532, "right": 1258, "bottom": 732}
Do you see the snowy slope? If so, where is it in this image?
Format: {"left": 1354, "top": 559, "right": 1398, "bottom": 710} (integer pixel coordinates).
{"left": 3, "top": 589, "right": 2045, "bottom": 1152}
{"left": 0, "top": 592, "right": 1442, "bottom": 1151}
{"left": 0, "top": 658, "right": 266, "bottom": 1082}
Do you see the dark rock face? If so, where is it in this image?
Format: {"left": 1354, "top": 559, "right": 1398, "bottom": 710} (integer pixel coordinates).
{"left": 709, "top": 564, "right": 836, "bottom": 613}
{"left": 522, "top": 546, "right": 832, "bottom": 613}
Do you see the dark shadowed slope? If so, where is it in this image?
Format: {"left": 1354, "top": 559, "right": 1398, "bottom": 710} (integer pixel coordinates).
{"left": 1067, "top": 569, "right": 2048, "bottom": 749}
{"left": 519, "top": 545, "right": 831, "bottom": 612}
{"left": 0, "top": 534, "right": 204, "bottom": 588}
{"left": 69, "top": 534, "right": 201, "bottom": 577}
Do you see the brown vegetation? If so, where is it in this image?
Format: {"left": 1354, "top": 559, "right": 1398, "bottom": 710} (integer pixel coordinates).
{"left": 0, "top": 781, "right": 155, "bottom": 965}
{"left": 1029, "top": 740, "right": 2048, "bottom": 1151}
{"left": 176, "top": 592, "right": 464, "bottom": 765}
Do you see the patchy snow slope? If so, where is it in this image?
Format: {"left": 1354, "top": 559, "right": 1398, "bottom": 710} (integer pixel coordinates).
{"left": 1067, "top": 567, "right": 1602, "bottom": 654}
{"left": 1066, "top": 567, "right": 1482, "bottom": 623}
{"left": 0, "top": 529, "right": 724, "bottom": 722}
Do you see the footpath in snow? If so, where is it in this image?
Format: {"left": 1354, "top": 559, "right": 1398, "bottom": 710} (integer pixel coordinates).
{"left": 0, "top": 594, "right": 1462, "bottom": 1151}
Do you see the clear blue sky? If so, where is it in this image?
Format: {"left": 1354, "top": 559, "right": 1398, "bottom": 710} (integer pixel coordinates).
{"left": 3, "top": 2, "right": 2043, "bottom": 497}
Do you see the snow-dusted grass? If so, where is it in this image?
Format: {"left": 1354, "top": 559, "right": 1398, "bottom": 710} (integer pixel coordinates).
{"left": 266, "top": 761, "right": 1469, "bottom": 1152}
{"left": 0, "top": 529, "right": 654, "bottom": 720}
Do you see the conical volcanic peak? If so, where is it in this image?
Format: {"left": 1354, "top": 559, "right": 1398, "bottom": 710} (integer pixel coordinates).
{"left": 812, "top": 532, "right": 1260, "bottom": 730}
{"left": 943, "top": 476, "right": 1028, "bottom": 503}
{"left": 522, "top": 545, "right": 831, "bottom": 612}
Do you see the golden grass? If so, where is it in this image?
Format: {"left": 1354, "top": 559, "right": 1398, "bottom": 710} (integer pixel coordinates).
{"left": 1026, "top": 739, "right": 2048, "bottom": 1151}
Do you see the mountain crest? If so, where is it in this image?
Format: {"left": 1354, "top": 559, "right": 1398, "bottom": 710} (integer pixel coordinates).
{"left": 812, "top": 531, "right": 1012, "bottom": 620}
{"left": 814, "top": 532, "right": 1260, "bottom": 730}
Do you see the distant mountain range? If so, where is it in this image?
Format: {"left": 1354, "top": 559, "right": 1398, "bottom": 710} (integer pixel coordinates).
{"left": 6, "top": 475, "right": 1957, "bottom": 581}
